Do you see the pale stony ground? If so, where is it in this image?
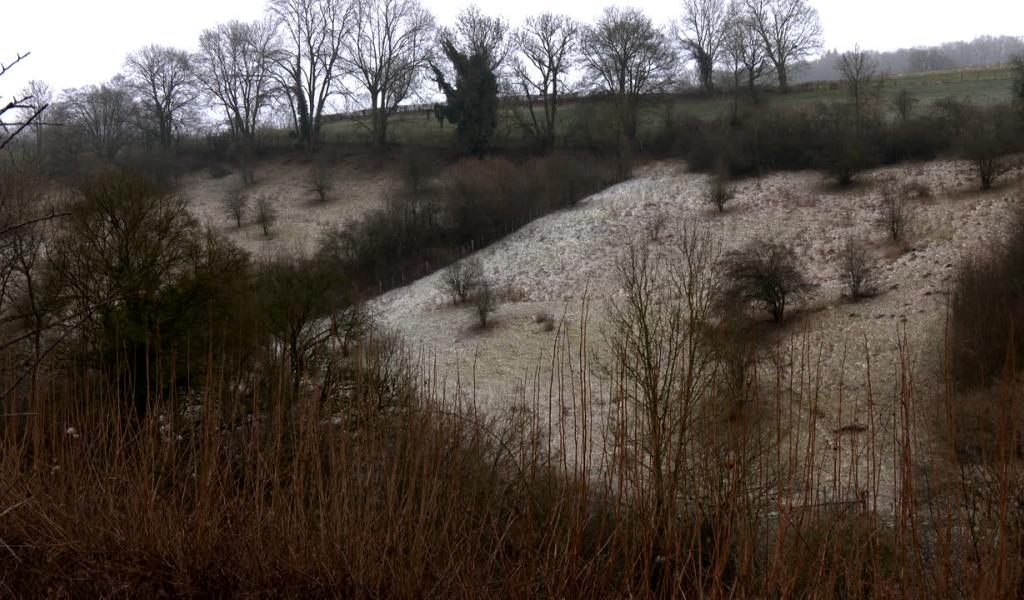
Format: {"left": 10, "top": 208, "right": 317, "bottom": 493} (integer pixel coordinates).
{"left": 179, "top": 156, "right": 397, "bottom": 259}
{"left": 178, "top": 153, "right": 1023, "bottom": 506}
{"left": 370, "top": 158, "right": 1023, "bottom": 505}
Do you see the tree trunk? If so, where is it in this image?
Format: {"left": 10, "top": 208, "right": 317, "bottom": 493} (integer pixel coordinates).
{"left": 371, "top": 93, "right": 387, "bottom": 149}
{"left": 777, "top": 62, "right": 789, "bottom": 93}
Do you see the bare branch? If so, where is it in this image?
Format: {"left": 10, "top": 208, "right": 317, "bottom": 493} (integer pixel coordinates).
{"left": 0, "top": 52, "right": 30, "bottom": 79}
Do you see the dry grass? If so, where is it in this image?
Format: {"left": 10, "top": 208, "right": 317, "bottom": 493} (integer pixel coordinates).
{"left": 0, "top": 314, "right": 1022, "bottom": 598}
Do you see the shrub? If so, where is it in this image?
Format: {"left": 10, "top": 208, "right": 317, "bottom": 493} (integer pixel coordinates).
{"left": 839, "top": 235, "right": 874, "bottom": 299}
{"left": 891, "top": 89, "right": 919, "bottom": 122}
{"left": 877, "top": 116, "right": 951, "bottom": 164}
{"left": 255, "top": 195, "right": 277, "bottom": 237}
{"left": 401, "top": 147, "right": 433, "bottom": 195}
{"left": 472, "top": 278, "right": 498, "bottom": 328}
{"left": 238, "top": 153, "right": 257, "bottom": 186}
{"left": 946, "top": 383, "right": 1024, "bottom": 463}
{"left": 309, "top": 164, "right": 332, "bottom": 203}
{"left": 814, "top": 104, "right": 875, "bottom": 187}
{"left": 960, "top": 106, "right": 1019, "bottom": 190}
{"left": 951, "top": 208, "right": 1024, "bottom": 389}
{"left": 723, "top": 237, "right": 810, "bottom": 323}
{"left": 440, "top": 258, "right": 483, "bottom": 305}
{"left": 706, "top": 174, "right": 734, "bottom": 212}
{"left": 223, "top": 188, "right": 249, "bottom": 228}
{"left": 530, "top": 151, "right": 612, "bottom": 209}
{"left": 880, "top": 181, "right": 911, "bottom": 242}
{"left": 534, "top": 312, "right": 556, "bottom": 332}
{"left": 782, "top": 510, "right": 900, "bottom": 599}
{"left": 208, "top": 164, "right": 233, "bottom": 179}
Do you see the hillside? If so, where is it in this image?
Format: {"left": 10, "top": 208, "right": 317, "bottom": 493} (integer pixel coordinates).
{"left": 178, "top": 154, "right": 398, "bottom": 257}
{"left": 370, "top": 157, "right": 1022, "bottom": 497}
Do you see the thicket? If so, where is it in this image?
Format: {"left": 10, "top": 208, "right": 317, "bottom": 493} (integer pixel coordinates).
{"left": 0, "top": 167, "right": 361, "bottom": 420}
{"left": 666, "top": 98, "right": 1024, "bottom": 185}
{"left": 952, "top": 208, "right": 1024, "bottom": 390}
{"left": 320, "top": 151, "right": 621, "bottom": 295}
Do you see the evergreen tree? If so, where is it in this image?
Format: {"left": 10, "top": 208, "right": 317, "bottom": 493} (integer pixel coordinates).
{"left": 431, "top": 39, "right": 498, "bottom": 154}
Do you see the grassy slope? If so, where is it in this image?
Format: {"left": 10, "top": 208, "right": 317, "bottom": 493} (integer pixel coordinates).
{"left": 321, "top": 64, "right": 1016, "bottom": 147}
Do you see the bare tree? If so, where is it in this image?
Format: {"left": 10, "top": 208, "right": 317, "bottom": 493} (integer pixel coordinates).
{"left": 675, "top": 0, "right": 729, "bottom": 91}
{"left": 344, "top": 0, "right": 435, "bottom": 148}
{"left": 256, "top": 195, "right": 278, "bottom": 236}
{"left": 223, "top": 188, "right": 249, "bottom": 227}
{"left": 511, "top": 13, "right": 578, "bottom": 149}
{"left": 439, "top": 257, "right": 483, "bottom": 304}
{"left": 579, "top": 7, "right": 677, "bottom": 143}
{"left": 605, "top": 226, "right": 721, "bottom": 533}
{"left": 62, "top": 78, "right": 138, "bottom": 160}
{"left": 124, "top": 45, "right": 198, "bottom": 150}
{"left": 16, "top": 80, "right": 52, "bottom": 152}
{"left": 1, "top": 53, "right": 49, "bottom": 151}
{"left": 891, "top": 89, "right": 919, "bottom": 123}
{"left": 194, "top": 20, "right": 281, "bottom": 146}
{"left": 836, "top": 45, "right": 881, "bottom": 129}
{"left": 443, "top": 5, "right": 513, "bottom": 73}
{"left": 267, "top": 0, "right": 350, "bottom": 149}
{"left": 722, "top": 1, "right": 770, "bottom": 101}
{"left": 743, "top": 0, "right": 822, "bottom": 93}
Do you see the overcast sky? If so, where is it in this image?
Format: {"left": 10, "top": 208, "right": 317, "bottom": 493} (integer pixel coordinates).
{"left": 3, "top": 0, "right": 1022, "bottom": 96}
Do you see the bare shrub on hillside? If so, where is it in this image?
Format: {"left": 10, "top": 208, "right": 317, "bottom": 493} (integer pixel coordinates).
{"left": 839, "top": 235, "right": 874, "bottom": 299}
{"left": 309, "top": 163, "right": 332, "bottom": 203}
{"left": 646, "top": 211, "right": 669, "bottom": 242}
{"left": 880, "top": 181, "right": 911, "bottom": 242}
{"left": 223, "top": 188, "right": 248, "bottom": 228}
{"left": 960, "top": 107, "right": 1018, "bottom": 191}
{"left": 358, "top": 328, "right": 413, "bottom": 412}
{"left": 255, "top": 195, "right": 277, "bottom": 236}
{"left": 723, "top": 237, "right": 810, "bottom": 323}
{"left": 472, "top": 278, "right": 498, "bottom": 328}
{"left": 534, "top": 312, "right": 556, "bottom": 332}
{"left": 903, "top": 179, "right": 932, "bottom": 200}
{"left": 705, "top": 173, "right": 734, "bottom": 212}
{"left": 440, "top": 258, "right": 483, "bottom": 305}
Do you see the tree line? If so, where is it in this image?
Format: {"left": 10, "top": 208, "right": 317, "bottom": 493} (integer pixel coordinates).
{"left": 797, "top": 35, "right": 1024, "bottom": 84}
{"left": 9, "top": 0, "right": 829, "bottom": 159}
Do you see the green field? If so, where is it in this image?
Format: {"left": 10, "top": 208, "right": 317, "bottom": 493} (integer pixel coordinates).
{"left": 321, "top": 64, "right": 1017, "bottom": 148}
